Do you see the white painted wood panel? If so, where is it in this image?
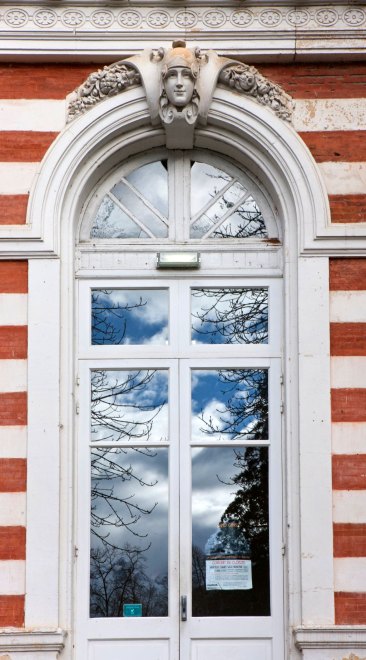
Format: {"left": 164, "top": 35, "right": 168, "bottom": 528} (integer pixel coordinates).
{"left": 330, "top": 291, "right": 366, "bottom": 322}
{"left": 0, "top": 493, "right": 26, "bottom": 526}
{"left": 0, "top": 426, "right": 27, "bottom": 458}
{"left": 89, "top": 640, "right": 170, "bottom": 660}
{"left": 0, "top": 100, "right": 66, "bottom": 131}
{"left": 332, "top": 422, "right": 366, "bottom": 454}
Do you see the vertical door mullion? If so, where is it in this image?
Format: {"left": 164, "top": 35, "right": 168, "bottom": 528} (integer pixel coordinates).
{"left": 171, "top": 152, "right": 187, "bottom": 243}
{"left": 178, "top": 360, "right": 193, "bottom": 606}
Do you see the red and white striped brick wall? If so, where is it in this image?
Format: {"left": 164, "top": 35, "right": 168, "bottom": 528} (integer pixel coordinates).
{"left": 0, "top": 261, "right": 27, "bottom": 626}
{"left": 0, "top": 62, "right": 365, "bottom": 628}
{"left": 330, "top": 258, "right": 366, "bottom": 624}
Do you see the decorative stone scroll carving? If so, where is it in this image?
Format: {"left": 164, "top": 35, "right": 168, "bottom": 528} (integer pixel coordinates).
{"left": 66, "top": 41, "right": 294, "bottom": 146}
{"left": 218, "top": 62, "right": 293, "bottom": 122}
{"left": 67, "top": 62, "right": 141, "bottom": 121}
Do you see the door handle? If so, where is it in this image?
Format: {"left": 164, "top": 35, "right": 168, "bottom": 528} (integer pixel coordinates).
{"left": 181, "top": 595, "right": 187, "bottom": 621}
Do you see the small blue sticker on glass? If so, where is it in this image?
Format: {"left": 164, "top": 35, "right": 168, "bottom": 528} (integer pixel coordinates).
{"left": 123, "top": 603, "right": 142, "bottom": 617}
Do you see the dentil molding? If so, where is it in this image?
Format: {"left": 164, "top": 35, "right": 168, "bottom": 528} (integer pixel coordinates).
{"left": 0, "top": 4, "right": 365, "bottom": 60}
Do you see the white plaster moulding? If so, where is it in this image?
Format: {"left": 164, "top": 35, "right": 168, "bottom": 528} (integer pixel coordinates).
{"left": 294, "top": 627, "right": 366, "bottom": 650}
{"left": 1, "top": 84, "right": 366, "bottom": 257}
{"left": 0, "top": 4, "right": 366, "bottom": 61}
{"left": 0, "top": 629, "right": 66, "bottom": 652}
{"left": 1, "top": 37, "right": 366, "bottom": 64}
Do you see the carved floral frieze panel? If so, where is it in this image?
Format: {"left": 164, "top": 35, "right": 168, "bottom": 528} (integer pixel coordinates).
{"left": 0, "top": 5, "right": 365, "bottom": 33}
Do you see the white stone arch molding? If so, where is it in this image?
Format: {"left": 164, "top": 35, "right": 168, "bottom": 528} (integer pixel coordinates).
{"left": 25, "top": 83, "right": 334, "bottom": 257}
{"left": 23, "top": 81, "right": 336, "bottom": 658}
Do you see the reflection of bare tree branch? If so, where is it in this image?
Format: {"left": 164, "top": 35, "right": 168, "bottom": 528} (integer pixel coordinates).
{"left": 192, "top": 545, "right": 206, "bottom": 589}
{"left": 91, "top": 446, "right": 158, "bottom": 548}
{"left": 192, "top": 288, "right": 268, "bottom": 344}
{"left": 198, "top": 369, "right": 268, "bottom": 440}
{"left": 211, "top": 201, "right": 266, "bottom": 238}
{"left": 90, "top": 544, "right": 168, "bottom": 618}
{"left": 91, "top": 369, "right": 166, "bottom": 443}
{"left": 92, "top": 289, "right": 146, "bottom": 345}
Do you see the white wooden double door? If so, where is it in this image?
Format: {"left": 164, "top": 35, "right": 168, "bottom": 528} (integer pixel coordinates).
{"left": 75, "top": 278, "right": 284, "bottom": 660}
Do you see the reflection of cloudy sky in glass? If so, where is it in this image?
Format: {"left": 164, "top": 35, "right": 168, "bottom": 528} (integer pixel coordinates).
{"left": 92, "top": 289, "right": 169, "bottom": 345}
{"left": 91, "top": 447, "right": 169, "bottom": 578}
{"left": 91, "top": 369, "right": 168, "bottom": 443}
{"left": 192, "top": 447, "right": 247, "bottom": 553}
{"left": 191, "top": 288, "right": 268, "bottom": 345}
{"left": 91, "top": 161, "right": 168, "bottom": 239}
{"left": 190, "top": 161, "right": 267, "bottom": 239}
{"left": 191, "top": 369, "right": 267, "bottom": 441}
{"left": 124, "top": 161, "right": 168, "bottom": 217}
{"left": 190, "top": 162, "right": 231, "bottom": 216}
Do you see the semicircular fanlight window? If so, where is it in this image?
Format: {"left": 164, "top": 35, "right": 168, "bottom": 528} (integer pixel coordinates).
{"left": 190, "top": 162, "right": 267, "bottom": 239}
{"left": 90, "top": 160, "right": 168, "bottom": 239}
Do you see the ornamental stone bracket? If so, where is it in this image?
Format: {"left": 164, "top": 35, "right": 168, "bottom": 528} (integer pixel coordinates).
{"left": 67, "top": 41, "right": 293, "bottom": 149}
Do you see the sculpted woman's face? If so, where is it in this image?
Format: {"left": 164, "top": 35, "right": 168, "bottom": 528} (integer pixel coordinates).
{"left": 164, "top": 67, "right": 195, "bottom": 107}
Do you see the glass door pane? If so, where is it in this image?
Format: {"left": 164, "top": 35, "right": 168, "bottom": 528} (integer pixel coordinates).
{"left": 191, "top": 445, "right": 270, "bottom": 617}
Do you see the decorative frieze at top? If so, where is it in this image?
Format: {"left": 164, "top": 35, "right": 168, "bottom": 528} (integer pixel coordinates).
{"left": 0, "top": 5, "right": 365, "bottom": 33}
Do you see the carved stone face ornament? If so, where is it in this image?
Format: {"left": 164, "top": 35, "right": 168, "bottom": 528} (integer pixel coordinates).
{"left": 163, "top": 66, "right": 195, "bottom": 108}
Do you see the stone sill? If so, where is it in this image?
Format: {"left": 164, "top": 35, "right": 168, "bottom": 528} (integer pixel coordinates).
{"left": 294, "top": 627, "right": 366, "bottom": 650}
{"left": 0, "top": 629, "right": 66, "bottom": 652}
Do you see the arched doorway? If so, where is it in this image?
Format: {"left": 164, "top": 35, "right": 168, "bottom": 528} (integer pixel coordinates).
{"left": 25, "top": 49, "right": 332, "bottom": 659}
{"left": 74, "top": 148, "right": 284, "bottom": 659}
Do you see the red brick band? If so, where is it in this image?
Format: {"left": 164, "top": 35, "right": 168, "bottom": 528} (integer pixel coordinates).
{"left": 0, "top": 262, "right": 28, "bottom": 294}
{"left": 0, "top": 594, "right": 24, "bottom": 627}
{"left": 330, "top": 258, "right": 366, "bottom": 291}
{"left": 0, "top": 392, "right": 27, "bottom": 426}
{"left": 334, "top": 523, "right": 366, "bottom": 557}
{"left": 0, "top": 326, "right": 27, "bottom": 360}
{"left": 0, "top": 458, "right": 26, "bottom": 492}
{"left": 331, "top": 323, "right": 366, "bottom": 356}
{"left": 329, "top": 195, "right": 366, "bottom": 224}
{"left": 0, "top": 132, "right": 58, "bottom": 163}
{"left": 335, "top": 592, "right": 366, "bottom": 624}
{"left": 1, "top": 63, "right": 366, "bottom": 100}
{"left": 0, "top": 64, "right": 96, "bottom": 99}
{"left": 333, "top": 454, "right": 366, "bottom": 490}
{"left": 299, "top": 131, "right": 366, "bottom": 163}
{"left": 260, "top": 63, "right": 366, "bottom": 99}
{"left": 332, "top": 389, "right": 366, "bottom": 423}
{"left": 0, "top": 526, "right": 26, "bottom": 560}
{"left": 0, "top": 196, "right": 28, "bottom": 225}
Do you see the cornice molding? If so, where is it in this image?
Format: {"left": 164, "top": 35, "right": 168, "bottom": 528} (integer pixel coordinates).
{"left": 0, "top": 4, "right": 365, "bottom": 61}
{"left": 0, "top": 629, "right": 66, "bottom": 653}
{"left": 294, "top": 627, "right": 366, "bottom": 650}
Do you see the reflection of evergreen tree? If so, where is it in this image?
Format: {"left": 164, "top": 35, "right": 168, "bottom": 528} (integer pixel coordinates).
{"left": 220, "top": 447, "right": 269, "bottom": 561}
{"left": 192, "top": 447, "right": 270, "bottom": 617}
